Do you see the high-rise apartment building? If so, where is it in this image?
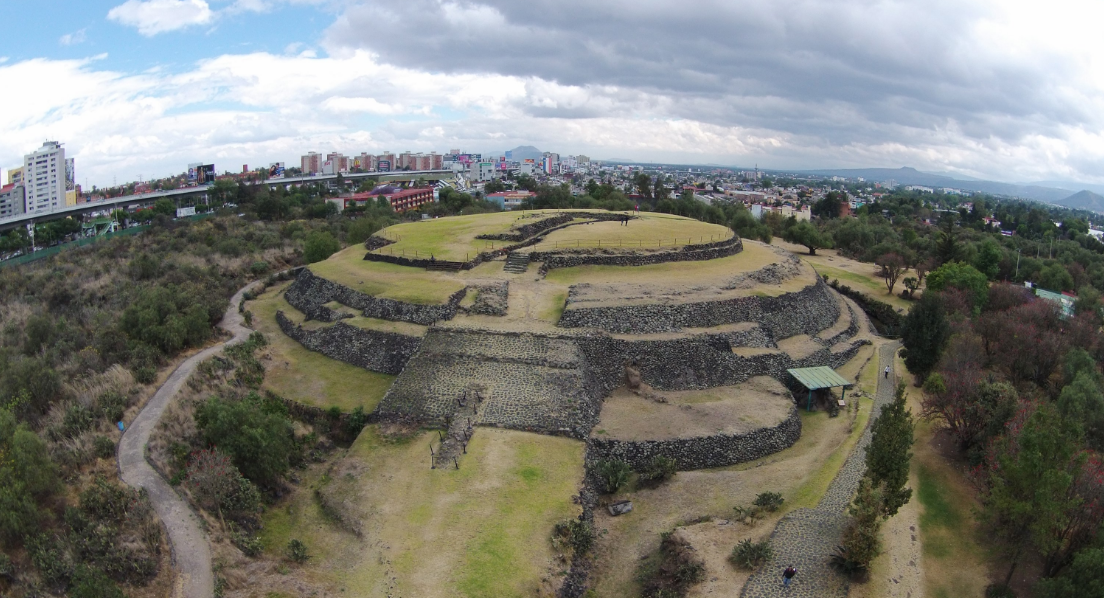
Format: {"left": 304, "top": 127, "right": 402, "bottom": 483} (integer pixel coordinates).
{"left": 23, "top": 141, "right": 69, "bottom": 214}
{"left": 325, "top": 152, "right": 349, "bottom": 173}
{"left": 6, "top": 167, "right": 23, "bottom": 186}
{"left": 301, "top": 152, "right": 322, "bottom": 174}
{"left": 0, "top": 184, "right": 25, "bottom": 218}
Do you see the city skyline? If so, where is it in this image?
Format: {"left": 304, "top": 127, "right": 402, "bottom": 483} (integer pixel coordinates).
{"left": 2, "top": 1, "right": 1103, "bottom": 188}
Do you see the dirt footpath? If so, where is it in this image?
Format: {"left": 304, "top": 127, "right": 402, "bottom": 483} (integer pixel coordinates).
{"left": 118, "top": 281, "right": 259, "bottom": 598}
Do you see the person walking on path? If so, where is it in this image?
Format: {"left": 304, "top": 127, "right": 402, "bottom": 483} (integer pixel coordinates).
{"left": 884, "top": 366, "right": 890, "bottom": 379}
{"left": 782, "top": 566, "right": 797, "bottom": 587}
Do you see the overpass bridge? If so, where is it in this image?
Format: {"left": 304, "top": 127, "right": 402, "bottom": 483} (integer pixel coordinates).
{"left": 0, "top": 169, "right": 455, "bottom": 232}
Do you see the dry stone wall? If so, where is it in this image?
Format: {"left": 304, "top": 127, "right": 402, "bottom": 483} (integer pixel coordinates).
{"left": 531, "top": 235, "right": 743, "bottom": 274}
{"left": 560, "top": 276, "right": 839, "bottom": 338}
{"left": 587, "top": 406, "right": 801, "bottom": 471}
{"left": 476, "top": 214, "right": 574, "bottom": 241}
{"left": 285, "top": 269, "right": 465, "bottom": 325}
{"left": 576, "top": 332, "right": 868, "bottom": 392}
{"left": 276, "top": 311, "right": 421, "bottom": 375}
{"left": 375, "top": 329, "right": 605, "bottom": 438}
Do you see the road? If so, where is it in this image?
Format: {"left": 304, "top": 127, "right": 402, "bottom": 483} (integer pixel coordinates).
{"left": 118, "top": 281, "right": 259, "bottom": 598}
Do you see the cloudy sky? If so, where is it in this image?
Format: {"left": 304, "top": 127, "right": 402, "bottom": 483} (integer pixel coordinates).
{"left": 1, "top": 0, "right": 1103, "bottom": 188}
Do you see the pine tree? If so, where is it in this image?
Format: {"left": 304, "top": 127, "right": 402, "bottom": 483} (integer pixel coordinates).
{"left": 901, "top": 291, "right": 950, "bottom": 379}
{"left": 865, "top": 382, "right": 915, "bottom": 517}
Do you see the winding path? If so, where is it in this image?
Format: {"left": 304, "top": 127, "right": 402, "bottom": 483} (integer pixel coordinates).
{"left": 118, "top": 281, "right": 259, "bottom": 598}
{"left": 741, "top": 341, "right": 901, "bottom": 598}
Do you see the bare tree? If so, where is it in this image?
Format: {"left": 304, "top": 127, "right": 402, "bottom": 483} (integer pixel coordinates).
{"left": 877, "top": 252, "right": 906, "bottom": 293}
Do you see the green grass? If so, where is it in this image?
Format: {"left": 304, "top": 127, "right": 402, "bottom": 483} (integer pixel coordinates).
{"left": 248, "top": 284, "right": 395, "bottom": 412}
{"left": 309, "top": 246, "right": 466, "bottom": 304}
{"left": 916, "top": 464, "right": 960, "bottom": 558}
{"left": 787, "top": 398, "right": 872, "bottom": 509}
{"left": 812, "top": 264, "right": 912, "bottom": 310}
{"left": 373, "top": 211, "right": 564, "bottom": 262}
{"left": 329, "top": 427, "right": 584, "bottom": 597}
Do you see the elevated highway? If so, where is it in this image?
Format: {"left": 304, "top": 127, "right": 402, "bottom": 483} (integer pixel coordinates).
{"left": 0, "top": 169, "right": 454, "bottom": 232}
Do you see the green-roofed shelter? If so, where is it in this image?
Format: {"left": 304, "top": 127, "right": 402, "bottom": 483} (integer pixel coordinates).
{"left": 787, "top": 366, "right": 852, "bottom": 411}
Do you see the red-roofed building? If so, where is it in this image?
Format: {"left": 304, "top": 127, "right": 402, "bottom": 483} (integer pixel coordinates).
{"left": 345, "top": 187, "right": 435, "bottom": 213}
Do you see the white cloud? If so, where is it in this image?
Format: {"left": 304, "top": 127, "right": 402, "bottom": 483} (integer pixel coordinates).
{"left": 59, "top": 29, "right": 88, "bottom": 46}
{"left": 107, "top": 0, "right": 214, "bottom": 36}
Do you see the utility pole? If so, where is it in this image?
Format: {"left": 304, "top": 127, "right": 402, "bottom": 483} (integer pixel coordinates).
{"left": 1016, "top": 248, "right": 1022, "bottom": 280}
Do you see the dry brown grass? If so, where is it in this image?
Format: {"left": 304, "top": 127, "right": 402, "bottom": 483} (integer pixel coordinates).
{"left": 594, "top": 377, "right": 793, "bottom": 441}
{"left": 529, "top": 213, "right": 730, "bottom": 252}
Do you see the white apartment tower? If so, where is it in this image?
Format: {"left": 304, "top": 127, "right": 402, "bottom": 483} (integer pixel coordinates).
{"left": 23, "top": 141, "right": 69, "bottom": 214}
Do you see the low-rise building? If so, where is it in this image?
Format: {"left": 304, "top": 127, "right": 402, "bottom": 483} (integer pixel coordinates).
{"left": 345, "top": 186, "right": 435, "bottom": 213}
{"left": 487, "top": 191, "right": 535, "bottom": 210}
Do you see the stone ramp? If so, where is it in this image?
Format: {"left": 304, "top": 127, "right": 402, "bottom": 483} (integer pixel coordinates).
{"left": 375, "top": 328, "right": 603, "bottom": 437}
{"left": 741, "top": 342, "right": 900, "bottom": 598}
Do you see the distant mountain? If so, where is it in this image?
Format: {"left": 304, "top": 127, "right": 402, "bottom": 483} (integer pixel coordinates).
{"left": 798, "top": 167, "right": 1073, "bottom": 204}
{"left": 503, "top": 145, "right": 543, "bottom": 161}
{"left": 1027, "top": 180, "right": 1104, "bottom": 196}
{"left": 1056, "top": 190, "right": 1104, "bottom": 213}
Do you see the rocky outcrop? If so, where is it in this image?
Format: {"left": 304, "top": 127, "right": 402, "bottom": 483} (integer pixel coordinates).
{"left": 276, "top": 311, "right": 421, "bottom": 375}
{"left": 284, "top": 269, "right": 465, "bottom": 325}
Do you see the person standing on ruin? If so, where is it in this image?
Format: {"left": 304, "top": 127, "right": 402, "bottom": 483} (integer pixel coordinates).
{"left": 884, "top": 366, "right": 890, "bottom": 379}
{"left": 782, "top": 565, "right": 797, "bottom": 587}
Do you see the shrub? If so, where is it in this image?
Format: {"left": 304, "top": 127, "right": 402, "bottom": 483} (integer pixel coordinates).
{"left": 287, "top": 539, "right": 310, "bottom": 563}
{"left": 249, "top": 261, "right": 270, "bottom": 276}
{"left": 596, "top": 459, "right": 633, "bottom": 494}
{"left": 639, "top": 455, "right": 678, "bottom": 484}
{"left": 753, "top": 491, "right": 785, "bottom": 513}
{"left": 303, "top": 231, "right": 340, "bottom": 263}
{"left": 69, "top": 564, "right": 125, "bottom": 598}
{"left": 185, "top": 449, "right": 263, "bottom": 522}
{"left": 553, "top": 519, "right": 597, "bottom": 556}
{"left": 640, "top": 532, "right": 706, "bottom": 598}
{"left": 93, "top": 436, "right": 116, "bottom": 459}
{"left": 344, "top": 406, "right": 371, "bottom": 438}
{"left": 96, "top": 391, "right": 128, "bottom": 422}
{"left": 230, "top": 526, "right": 263, "bottom": 557}
{"left": 985, "top": 584, "right": 1016, "bottom": 598}
{"left": 730, "top": 539, "right": 773, "bottom": 569}
{"left": 195, "top": 394, "right": 296, "bottom": 488}
{"left": 63, "top": 403, "right": 95, "bottom": 437}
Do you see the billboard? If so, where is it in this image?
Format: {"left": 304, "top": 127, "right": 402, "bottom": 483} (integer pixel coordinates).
{"left": 187, "top": 163, "right": 216, "bottom": 185}
{"left": 377, "top": 159, "right": 391, "bottom": 172}
{"left": 268, "top": 162, "right": 285, "bottom": 179}
{"left": 176, "top": 206, "right": 196, "bottom": 218}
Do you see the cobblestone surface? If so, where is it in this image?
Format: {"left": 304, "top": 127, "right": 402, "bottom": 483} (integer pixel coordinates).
{"left": 740, "top": 341, "right": 900, "bottom": 598}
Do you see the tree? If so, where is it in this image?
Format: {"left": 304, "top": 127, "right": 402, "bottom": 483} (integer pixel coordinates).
{"left": 813, "top": 191, "right": 845, "bottom": 219}
{"left": 876, "top": 252, "right": 906, "bottom": 294}
{"left": 303, "top": 231, "right": 340, "bottom": 263}
{"left": 972, "top": 238, "right": 1003, "bottom": 280}
{"left": 1074, "top": 285, "right": 1102, "bottom": 323}
{"left": 981, "top": 402, "right": 1090, "bottom": 582}
{"left": 782, "top": 221, "right": 832, "bottom": 255}
{"left": 194, "top": 394, "right": 296, "bottom": 488}
{"left": 1036, "top": 547, "right": 1104, "bottom": 598}
{"left": 865, "top": 383, "right": 915, "bottom": 516}
{"left": 634, "top": 172, "right": 653, "bottom": 200}
{"left": 926, "top": 261, "right": 989, "bottom": 310}
{"left": 835, "top": 477, "right": 884, "bottom": 577}
{"left": 1057, "top": 372, "right": 1104, "bottom": 452}
{"left": 484, "top": 179, "right": 506, "bottom": 194}
{"left": 935, "top": 218, "right": 961, "bottom": 265}
{"left": 0, "top": 408, "right": 60, "bottom": 542}
{"left": 1037, "top": 263, "right": 1075, "bottom": 292}
{"left": 900, "top": 292, "right": 950, "bottom": 380}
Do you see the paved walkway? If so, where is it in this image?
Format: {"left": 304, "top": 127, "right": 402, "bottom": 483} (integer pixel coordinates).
{"left": 741, "top": 341, "right": 901, "bottom": 598}
{"left": 118, "top": 281, "right": 259, "bottom": 598}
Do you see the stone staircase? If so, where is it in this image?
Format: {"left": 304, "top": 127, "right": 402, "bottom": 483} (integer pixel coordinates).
{"left": 432, "top": 387, "right": 483, "bottom": 469}
{"left": 503, "top": 252, "right": 531, "bottom": 273}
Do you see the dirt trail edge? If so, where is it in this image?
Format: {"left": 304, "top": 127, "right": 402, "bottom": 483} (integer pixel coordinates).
{"left": 118, "top": 281, "right": 260, "bottom": 598}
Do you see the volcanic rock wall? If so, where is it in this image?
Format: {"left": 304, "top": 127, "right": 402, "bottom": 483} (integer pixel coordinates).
{"left": 276, "top": 311, "right": 421, "bottom": 375}
{"left": 558, "top": 276, "right": 838, "bottom": 337}
{"left": 284, "top": 269, "right": 465, "bottom": 325}
{"left": 531, "top": 235, "right": 743, "bottom": 273}
{"left": 587, "top": 406, "right": 802, "bottom": 471}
